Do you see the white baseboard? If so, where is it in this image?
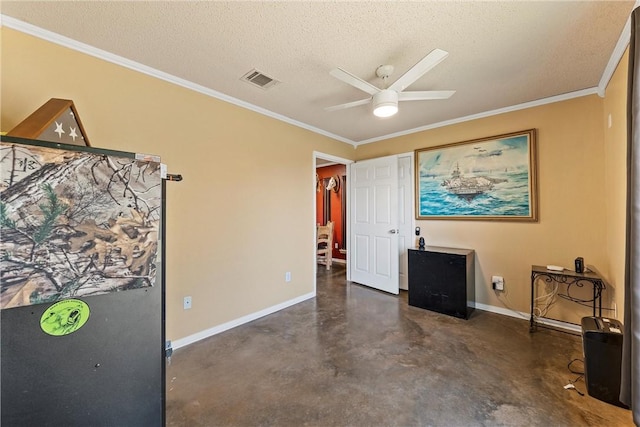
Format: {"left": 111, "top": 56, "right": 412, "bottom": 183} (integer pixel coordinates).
{"left": 172, "top": 294, "right": 580, "bottom": 351}
{"left": 171, "top": 291, "right": 315, "bottom": 350}
{"left": 474, "top": 302, "right": 581, "bottom": 333}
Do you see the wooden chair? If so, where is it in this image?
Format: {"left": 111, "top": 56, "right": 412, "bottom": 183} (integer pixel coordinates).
{"left": 317, "top": 221, "right": 334, "bottom": 270}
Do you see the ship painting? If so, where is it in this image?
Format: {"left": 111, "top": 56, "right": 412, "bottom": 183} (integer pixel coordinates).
{"left": 416, "top": 130, "right": 537, "bottom": 220}
{"left": 441, "top": 163, "right": 506, "bottom": 201}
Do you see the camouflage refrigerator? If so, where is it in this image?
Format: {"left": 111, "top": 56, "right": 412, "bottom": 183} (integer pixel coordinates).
{"left": 0, "top": 135, "right": 166, "bottom": 426}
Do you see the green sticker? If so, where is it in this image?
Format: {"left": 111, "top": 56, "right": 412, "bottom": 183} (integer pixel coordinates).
{"left": 40, "top": 299, "right": 90, "bottom": 336}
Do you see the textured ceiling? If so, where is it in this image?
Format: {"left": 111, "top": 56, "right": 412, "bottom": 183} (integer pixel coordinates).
{"left": 0, "top": 1, "right": 636, "bottom": 145}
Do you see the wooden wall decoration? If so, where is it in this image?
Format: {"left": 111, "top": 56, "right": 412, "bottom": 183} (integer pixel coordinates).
{"left": 7, "top": 98, "right": 91, "bottom": 146}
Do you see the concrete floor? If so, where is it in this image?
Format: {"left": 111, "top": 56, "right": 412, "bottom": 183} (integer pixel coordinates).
{"left": 166, "top": 264, "right": 633, "bottom": 426}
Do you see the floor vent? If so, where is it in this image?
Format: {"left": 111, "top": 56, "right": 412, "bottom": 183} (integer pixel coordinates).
{"left": 241, "top": 69, "right": 279, "bottom": 90}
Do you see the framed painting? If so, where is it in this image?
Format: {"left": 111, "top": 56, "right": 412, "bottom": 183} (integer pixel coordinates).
{"left": 415, "top": 129, "right": 538, "bottom": 221}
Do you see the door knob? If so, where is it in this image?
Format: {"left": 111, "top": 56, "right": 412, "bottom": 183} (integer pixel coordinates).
{"left": 389, "top": 229, "right": 399, "bottom": 234}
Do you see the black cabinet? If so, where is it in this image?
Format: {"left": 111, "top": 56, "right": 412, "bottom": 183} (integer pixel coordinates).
{"left": 408, "top": 246, "right": 475, "bottom": 319}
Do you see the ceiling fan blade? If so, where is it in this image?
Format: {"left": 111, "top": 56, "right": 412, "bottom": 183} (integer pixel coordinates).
{"left": 398, "top": 90, "right": 456, "bottom": 101}
{"left": 330, "top": 68, "right": 380, "bottom": 96}
{"left": 324, "top": 97, "right": 372, "bottom": 112}
{"left": 388, "top": 49, "right": 449, "bottom": 92}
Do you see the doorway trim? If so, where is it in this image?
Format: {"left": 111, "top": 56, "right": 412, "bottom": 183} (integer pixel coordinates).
{"left": 397, "top": 152, "right": 416, "bottom": 291}
{"left": 313, "top": 151, "right": 353, "bottom": 294}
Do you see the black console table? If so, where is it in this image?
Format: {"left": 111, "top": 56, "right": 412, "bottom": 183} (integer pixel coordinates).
{"left": 529, "top": 265, "right": 605, "bottom": 332}
{"left": 408, "top": 247, "right": 475, "bottom": 319}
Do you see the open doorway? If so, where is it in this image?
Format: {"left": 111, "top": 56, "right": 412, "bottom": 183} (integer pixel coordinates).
{"left": 313, "top": 152, "right": 352, "bottom": 289}
{"left": 312, "top": 152, "right": 414, "bottom": 295}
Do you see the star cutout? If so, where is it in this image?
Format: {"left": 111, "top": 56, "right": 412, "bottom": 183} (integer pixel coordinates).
{"left": 54, "top": 121, "right": 65, "bottom": 138}
{"left": 69, "top": 127, "right": 78, "bottom": 141}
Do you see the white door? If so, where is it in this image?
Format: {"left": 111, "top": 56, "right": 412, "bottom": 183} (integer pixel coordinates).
{"left": 349, "top": 155, "right": 399, "bottom": 294}
{"left": 398, "top": 155, "right": 414, "bottom": 291}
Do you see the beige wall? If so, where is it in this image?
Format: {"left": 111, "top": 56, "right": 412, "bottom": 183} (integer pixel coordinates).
{"left": 1, "top": 24, "right": 628, "bottom": 337}
{"left": 355, "top": 81, "right": 626, "bottom": 323}
{"left": 1, "top": 28, "right": 356, "bottom": 342}
{"left": 603, "top": 49, "right": 629, "bottom": 320}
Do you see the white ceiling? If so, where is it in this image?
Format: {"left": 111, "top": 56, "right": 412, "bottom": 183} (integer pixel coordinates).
{"left": 1, "top": 1, "right": 636, "bottom": 146}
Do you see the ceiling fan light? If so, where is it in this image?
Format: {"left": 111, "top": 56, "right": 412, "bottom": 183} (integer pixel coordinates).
{"left": 373, "top": 90, "right": 398, "bottom": 117}
{"left": 373, "top": 104, "right": 398, "bottom": 117}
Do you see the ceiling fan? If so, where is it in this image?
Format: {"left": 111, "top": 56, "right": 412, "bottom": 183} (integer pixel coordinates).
{"left": 325, "top": 48, "right": 455, "bottom": 118}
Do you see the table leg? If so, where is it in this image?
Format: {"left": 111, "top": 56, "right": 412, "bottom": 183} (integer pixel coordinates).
{"left": 598, "top": 281, "right": 603, "bottom": 317}
{"left": 530, "top": 274, "right": 536, "bottom": 332}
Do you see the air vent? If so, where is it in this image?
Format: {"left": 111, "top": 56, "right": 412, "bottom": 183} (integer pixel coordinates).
{"left": 241, "top": 69, "right": 279, "bottom": 90}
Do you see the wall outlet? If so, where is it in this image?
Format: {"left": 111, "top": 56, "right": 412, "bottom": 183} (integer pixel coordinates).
{"left": 285, "top": 272, "right": 292, "bottom": 282}
{"left": 335, "top": 243, "right": 339, "bottom": 249}
{"left": 492, "top": 276, "right": 504, "bottom": 291}
{"left": 183, "top": 296, "right": 192, "bottom": 309}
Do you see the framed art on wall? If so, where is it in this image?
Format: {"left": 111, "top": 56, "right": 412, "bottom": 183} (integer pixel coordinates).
{"left": 7, "top": 98, "right": 91, "bottom": 146}
{"left": 415, "top": 129, "right": 538, "bottom": 221}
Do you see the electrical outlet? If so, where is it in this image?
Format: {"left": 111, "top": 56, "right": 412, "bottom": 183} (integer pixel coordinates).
{"left": 285, "top": 272, "right": 292, "bottom": 282}
{"left": 492, "top": 275, "right": 504, "bottom": 291}
{"left": 335, "top": 243, "right": 339, "bottom": 249}
{"left": 183, "top": 296, "right": 192, "bottom": 309}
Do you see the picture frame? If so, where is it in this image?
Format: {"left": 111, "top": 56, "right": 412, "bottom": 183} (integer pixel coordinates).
{"left": 7, "top": 98, "right": 91, "bottom": 147}
{"left": 415, "top": 129, "right": 538, "bottom": 221}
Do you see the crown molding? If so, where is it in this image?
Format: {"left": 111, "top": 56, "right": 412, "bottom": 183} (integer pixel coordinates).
{"left": 355, "top": 87, "right": 598, "bottom": 146}
{"left": 0, "top": 15, "right": 354, "bottom": 146}
{"left": 2, "top": 12, "right": 629, "bottom": 148}
{"left": 598, "top": 3, "right": 639, "bottom": 97}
